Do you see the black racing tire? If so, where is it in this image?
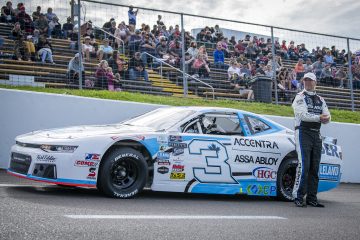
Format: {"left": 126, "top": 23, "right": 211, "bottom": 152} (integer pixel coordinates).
{"left": 97, "top": 147, "right": 148, "bottom": 198}
{"left": 277, "top": 158, "right": 298, "bottom": 201}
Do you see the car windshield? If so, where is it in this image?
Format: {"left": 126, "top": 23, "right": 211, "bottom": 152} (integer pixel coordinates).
{"left": 122, "top": 108, "right": 196, "bottom": 131}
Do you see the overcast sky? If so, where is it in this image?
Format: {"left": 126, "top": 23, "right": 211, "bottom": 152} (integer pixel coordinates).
{"left": 110, "top": 0, "right": 360, "bottom": 39}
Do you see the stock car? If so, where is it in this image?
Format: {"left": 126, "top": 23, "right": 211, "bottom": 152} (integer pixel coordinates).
{"left": 8, "top": 107, "right": 342, "bottom": 200}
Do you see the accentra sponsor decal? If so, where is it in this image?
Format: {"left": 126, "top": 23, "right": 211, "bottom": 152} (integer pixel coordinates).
{"left": 319, "top": 164, "right": 340, "bottom": 181}
{"left": 170, "top": 172, "right": 185, "bottom": 180}
{"left": 157, "top": 152, "right": 170, "bottom": 160}
{"left": 234, "top": 155, "right": 278, "bottom": 165}
{"left": 252, "top": 167, "right": 277, "bottom": 181}
{"left": 87, "top": 167, "right": 97, "bottom": 179}
{"left": 172, "top": 164, "right": 184, "bottom": 172}
{"left": 233, "top": 138, "right": 279, "bottom": 149}
{"left": 157, "top": 166, "right": 169, "bottom": 174}
{"left": 74, "top": 160, "right": 99, "bottom": 167}
{"left": 169, "top": 135, "right": 182, "bottom": 142}
{"left": 85, "top": 153, "right": 101, "bottom": 161}
{"left": 36, "top": 155, "right": 56, "bottom": 163}
{"left": 246, "top": 184, "right": 276, "bottom": 196}
{"left": 168, "top": 142, "right": 187, "bottom": 148}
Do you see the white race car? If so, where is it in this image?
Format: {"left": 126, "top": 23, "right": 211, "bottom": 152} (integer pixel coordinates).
{"left": 8, "top": 107, "right": 342, "bottom": 200}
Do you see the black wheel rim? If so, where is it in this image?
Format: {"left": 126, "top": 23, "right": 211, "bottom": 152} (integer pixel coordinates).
{"left": 281, "top": 164, "right": 296, "bottom": 197}
{"left": 111, "top": 158, "right": 138, "bottom": 190}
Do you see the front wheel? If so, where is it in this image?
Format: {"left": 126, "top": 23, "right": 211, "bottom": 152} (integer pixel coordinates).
{"left": 97, "top": 147, "right": 148, "bottom": 198}
{"left": 277, "top": 158, "right": 298, "bottom": 201}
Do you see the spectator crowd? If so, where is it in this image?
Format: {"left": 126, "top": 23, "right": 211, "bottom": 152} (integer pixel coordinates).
{"left": 1, "top": 2, "right": 360, "bottom": 93}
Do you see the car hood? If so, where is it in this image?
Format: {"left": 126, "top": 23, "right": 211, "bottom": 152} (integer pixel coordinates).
{"left": 17, "top": 124, "right": 156, "bottom": 141}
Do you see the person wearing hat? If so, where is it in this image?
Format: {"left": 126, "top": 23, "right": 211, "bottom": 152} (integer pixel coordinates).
{"left": 292, "top": 72, "right": 330, "bottom": 208}
{"left": 62, "top": 17, "right": 74, "bottom": 39}
{"left": 82, "top": 36, "right": 96, "bottom": 61}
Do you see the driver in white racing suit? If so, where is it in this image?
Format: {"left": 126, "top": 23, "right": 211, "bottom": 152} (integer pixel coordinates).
{"left": 292, "top": 72, "right": 331, "bottom": 208}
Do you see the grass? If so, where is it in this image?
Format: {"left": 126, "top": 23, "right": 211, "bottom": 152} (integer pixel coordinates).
{"left": 1, "top": 85, "right": 359, "bottom": 124}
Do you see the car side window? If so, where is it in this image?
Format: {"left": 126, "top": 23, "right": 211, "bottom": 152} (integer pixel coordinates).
{"left": 201, "top": 113, "right": 243, "bottom": 136}
{"left": 244, "top": 115, "right": 271, "bottom": 134}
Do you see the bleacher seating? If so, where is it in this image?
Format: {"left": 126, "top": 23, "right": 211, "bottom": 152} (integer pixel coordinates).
{"left": 0, "top": 22, "right": 359, "bottom": 110}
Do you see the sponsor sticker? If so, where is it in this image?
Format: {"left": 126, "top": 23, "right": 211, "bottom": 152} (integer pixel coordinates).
{"left": 36, "top": 155, "right": 56, "bottom": 163}
{"left": 157, "top": 152, "right": 170, "bottom": 160}
{"left": 157, "top": 166, "right": 169, "bottom": 174}
{"left": 169, "top": 135, "right": 182, "bottom": 142}
{"left": 319, "top": 164, "right": 340, "bottom": 181}
{"left": 252, "top": 167, "right": 277, "bottom": 181}
{"left": 157, "top": 136, "right": 168, "bottom": 144}
{"left": 233, "top": 138, "right": 279, "bottom": 149}
{"left": 168, "top": 142, "right": 187, "bottom": 148}
{"left": 234, "top": 155, "right": 278, "bottom": 165}
{"left": 321, "top": 143, "right": 340, "bottom": 158}
{"left": 157, "top": 159, "right": 171, "bottom": 165}
{"left": 85, "top": 153, "right": 101, "bottom": 161}
{"left": 173, "top": 148, "right": 184, "bottom": 156}
{"left": 87, "top": 167, "right": 97, "bottom": 179}
{"left": 170, "top": 172, "right": 185, "bottom": 180}
{"left": 172, "top": 164, "right": 184, "bottom": 172}
{"left": 246, "top": 184, "right": 276, "bottom": 196}
{"left": 74, "top": 160, "right": 99, "bottom": 167}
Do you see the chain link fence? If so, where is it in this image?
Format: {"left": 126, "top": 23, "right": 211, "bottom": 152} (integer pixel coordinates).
{"left": 0, "top": 0, "right": 359, "bottom": 110}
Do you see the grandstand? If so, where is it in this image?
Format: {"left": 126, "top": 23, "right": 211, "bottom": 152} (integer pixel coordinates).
{"left": 0, "top": 2, "right": 359, "bottom": 111}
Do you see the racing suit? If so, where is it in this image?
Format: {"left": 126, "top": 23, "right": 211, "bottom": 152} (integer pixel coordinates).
{"left": 292, "top": 90, "right": 331, "bottom": 202}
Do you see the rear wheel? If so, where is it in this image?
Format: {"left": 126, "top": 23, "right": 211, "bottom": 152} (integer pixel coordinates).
{"left": 98, "top": 147, "right": 148, "bottom": 198}
{"left": 277, "top": 158, "right": 298, "bottom": 201}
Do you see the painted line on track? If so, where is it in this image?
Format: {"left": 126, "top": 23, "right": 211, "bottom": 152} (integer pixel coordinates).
{"left": 64, "top": 215, "right": 287, "bottom": 220}
{"left": 0, "top": 184, "right": 45, "bottom": 187}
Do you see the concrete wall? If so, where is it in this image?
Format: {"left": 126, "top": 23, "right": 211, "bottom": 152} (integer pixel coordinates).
{"left": 1, "top": 89, "right": 359, "bottom": 183}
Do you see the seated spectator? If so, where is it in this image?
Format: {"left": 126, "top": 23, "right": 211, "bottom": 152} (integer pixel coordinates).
{"left": 45, "top": 8, "right": 57, "bottom": 22}
{"left": 236, "top": 53, "right": 248, "bottom": 65}
{"left": 294, "top": 59, "right": 305, "bottom": 80}
{"left": 213, "top": 43, "right": 228, "bottom": 69}
{"left": 265, "top": 64, "right": 275, "bottom": 78}
{"left": 1, "top": 1, "right": 16, "bottom": 23}
{"left": 10, "top": 22, "right": 23, "bottom": 40}
{"left": 169, "top": 40, "right": 182, "bottom": 63}
{"left": 25, "top": 35, "right": 36, "bottom": 61}
{"left": 34, "top": 14, "right": 49, "bottom": 36}
{"left": 238, "top": 86, "right": 254, "bottom": 100}
{"left": 13, "top": 35, "right": 29, "bottom": 61}
{"left": 129, "top": 52, "right": 149, "bottom": 81}
{"left": 303, "top": 58, "right": 313, "bottom": 73}
{"left": 48, "top": 16, "right": 62, "bottom": 38}
{"left": 312, "top": 57, "right": 325, "bottom": 78}
{"left": 198, "top": 45, "right": 209, "bottom": 62}
{"left": 139, "top": 33, "right": 157, "bottom": 66}
{"left": 279, "top": 40, "right": 289, "bottom": 59}
{"left": 227, "top": 60, "right": 241, "bottom": 82}
{"left": 67, "top": 53, "right": 85, "bottom": 84}
{"left": 352, "top": 63, "right": 360, "bottom": 89}
{"left": 69, "top": 27, "right": 79, "bottom": 50}
{"left": 288, "top": 41, "right": 299, "bottom": 60}
{"left": 16, "top": 6, "right": 32, "bottom": 34}
{"left": 186, "top": 41, "right": 198, "bottom": 58}
{"left": 256, "top": 62, "right": 266, "bottom": 75}
{"left": 219, "top": 38, "right": 231, "bottom": 58}
{"left": 83, "top": 27, "right": 97, "bottom": 49}
{"left": 229, "top": 36, "right": 236, "bottom": 46}
{"left": 337, "top": 49, "right": 346, "bottom": 64}
{"left": 108, "top": 20, "right": 117, "bottom": 45}
{"left": 245, "top": 42, "right": 257, "bottom": 60}
{"left": 107, "top": 50, "right": 127, "bottom": 76}
{"left": 114, "top": 21, "right": 130, "bottom": 46}
{"left": 242, "top": 34, "right": 251, "bottom": 47}
{"left": 192, "top": 54, "right": 210, "bottom": 78}
{"left": 156, "top": 37, "right": 169, "bottom": 58}
{"left": 320, "top": 64, "right": 334, "bottom": 86}
{"left": 331, "top": 46, "right": 338, "bottom": 61}
{"left": 32, "top": 29, "right": 40, "bottom": 44}
{"left": 32, "top": 6, "right": 41, "bottom": 22}
{"left": 183, "top": 52, "right": 195, "bottom": 75}
{"left": 298, "top": 43, "right": 310, "bottom": 59}
{"left": 128, "top": 29, "right": 142, "bottom": 56}
{"left": 62, "top": 17, "right": 74, "bottom": 39}
{"left": 335, "top": 66, "right": 347, "bottom": 88}
{"left": 204, "top": 30, "right": 213, "bottom": 43}
{"left": 103, "top": 18, "right": 114, "bottom": 32}
{"left": 95, "top": 60, "right": 109, "bottom": 88}
{"left": 266, "top": 53, "right": 281, "bottom": 72}
{"left": 234, "top": 40, "right": 245, "bottom": 56}
{"left": 240, "top": 63, "right": 252, "bottom": 77}
{"left": 82, "top": 36, "right": 96, "bottom": 61}
{"left": 324, "top": 50, "right": 335, "bottom": 66}
{"left": 36, "top": 35, "right": 54, "bottom": 64}
{"left": 97, "top": 38, "right": 113, "bottom": 61}
{"left": 277, "top": 67, "right": 291, "bottom": 90}
{"left": 196, "top": 29, "right": 206, "bottom": 42}
{"left": 161, "top": 25, "right": 170, "bottom": 39}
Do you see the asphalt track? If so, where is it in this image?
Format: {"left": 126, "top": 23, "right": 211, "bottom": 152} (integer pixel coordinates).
{"left": 1, "top": 169, "right": 359, "bottom": 240}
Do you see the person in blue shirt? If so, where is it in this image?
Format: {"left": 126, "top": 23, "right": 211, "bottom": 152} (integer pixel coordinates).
{"left": 128, "top": 5, "right": 138, "bottom": 26}
{"left": 213, "top": 43, "right": 228, "bottom": 69}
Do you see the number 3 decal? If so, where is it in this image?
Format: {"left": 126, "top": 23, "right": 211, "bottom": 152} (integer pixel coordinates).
{"left": 189, "top": 139, "right": 237, "bottom": 184}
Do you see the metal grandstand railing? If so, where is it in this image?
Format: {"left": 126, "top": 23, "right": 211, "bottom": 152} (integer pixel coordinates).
{"left": 142, "top": 52, "right": 215, "bottom": 100}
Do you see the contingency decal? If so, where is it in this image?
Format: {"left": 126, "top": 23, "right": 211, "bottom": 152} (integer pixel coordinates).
{"left": 189, "top": 139, "right": 237, "bottom": 184}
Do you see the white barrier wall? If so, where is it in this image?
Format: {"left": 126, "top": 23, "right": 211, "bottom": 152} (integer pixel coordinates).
{"left": 0, "top": 89, "right": 359, "bottom": 183}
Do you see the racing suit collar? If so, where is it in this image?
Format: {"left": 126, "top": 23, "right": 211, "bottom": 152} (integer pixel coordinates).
{"left": 303, "top": 89, "right": 316, "bottom": 96}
